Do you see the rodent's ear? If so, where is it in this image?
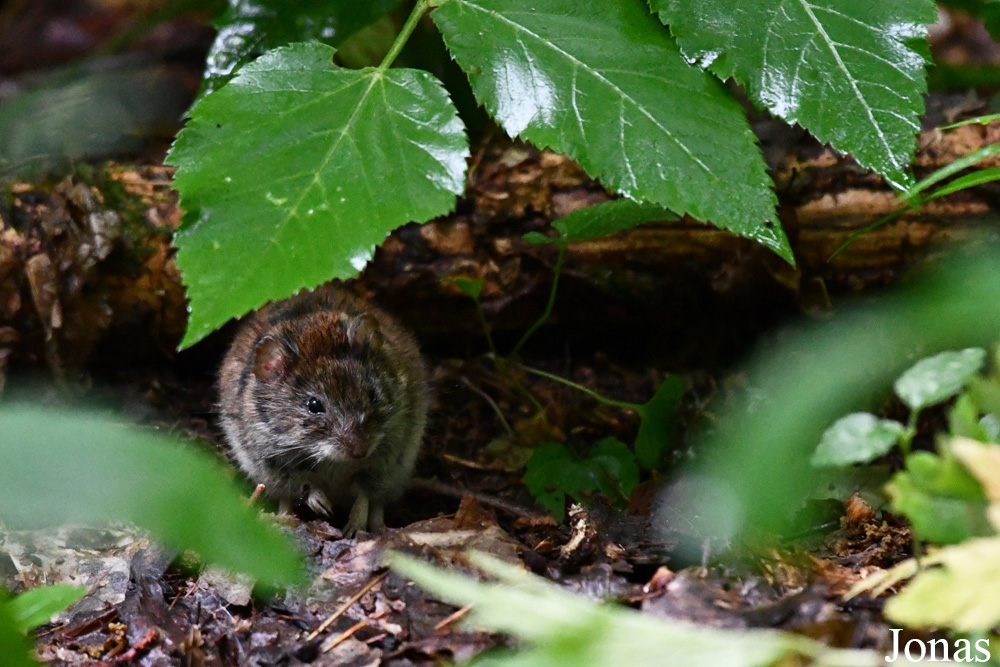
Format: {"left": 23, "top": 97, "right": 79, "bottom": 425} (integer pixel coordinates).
{"left": 253, "top": 335, "right": 292, "bottom": 383}
{"left": 347, "top": 313, "right": 383, "bottom": 353}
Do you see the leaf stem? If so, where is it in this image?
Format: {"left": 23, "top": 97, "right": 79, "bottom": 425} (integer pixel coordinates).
{"left": 899, "top": 409, "right": 920, "bottom": 456}
{"left": 520, "top": 364, "right": 638, "bottom": 411}
{"left": 510, "top": 244, "right": 566, "bottom": 357}
{"left": 378, "top": 0, "right": 429, "bottom": 72}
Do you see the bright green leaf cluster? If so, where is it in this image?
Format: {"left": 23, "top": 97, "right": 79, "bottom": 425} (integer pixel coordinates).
{"left": 887, "top": 450, "right": 992, "bottom": 545}
{"left": 433, "top": 0, "right": 787, "bottom": 256}
{"left": 172, "top": 0, "right": 937, "bottom": 345}
{"left": 811, "top": 348, "right": 987, "bottom": 467}
{"left": 524, "top": 438, "right": 639, "bottom": 519}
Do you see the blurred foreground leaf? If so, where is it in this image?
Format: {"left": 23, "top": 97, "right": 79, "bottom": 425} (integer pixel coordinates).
{"left": 666, "top": 242, "right": 1000, "bottom": 552}
{"left": 5, "top": 585, "right": 87, "bottom": 633}
{"left": 0, "top": 407, "right": 305, "bottom": 587}
{"left": 0, "top": 591, "right": 34, "bottom": 667}
{"left": 391, "top": 552, "right": 878, "bottom": 667}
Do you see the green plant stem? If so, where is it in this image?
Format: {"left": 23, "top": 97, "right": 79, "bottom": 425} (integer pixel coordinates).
{"left": 378, "top": 0, "right": 429, "bottom": 72}
{"left": 509, "top": 244, "right": 566, "bottom": 357}
{"left": 475, "top": 302, "right": 499, "bottom": 358}
{"left": 521, "top": 365, "right": 637, "bottom": 411}
{"left": 899, "top": 409, "right": 920, "bottom": 456}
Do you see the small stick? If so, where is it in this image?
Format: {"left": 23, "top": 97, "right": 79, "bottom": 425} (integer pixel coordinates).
{"left": 410, "top": 478, "right": 546, "bottom": 521}
{"left": 247, "top": 484, "right": 266, "bottom": 506}
{"left": 323, "top": 609, "right": 389, "bottom": 653}
{"left": 460, "top": 376, "right": 514, "bottom": 436}
{"left": 433, "top": 604, "right": 474, "bottom": 631}
{"left": 307, "top": 572, "right": 388, "bottom": 641}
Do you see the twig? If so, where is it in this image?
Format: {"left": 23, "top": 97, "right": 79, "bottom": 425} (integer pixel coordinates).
{"left": 410, "top": 477, "right": 546, "bottom": 521}
{"left": 306, "top": 571, "right": 388, "bottom": 641}
{"left": 323, "top": 609, "right": 389, "bottom": 653}
{"left": 434, "top": 604, "right": 474, "bottom": 631}
{"left": 460, "top": 376, "right": 514, "bottom": 436}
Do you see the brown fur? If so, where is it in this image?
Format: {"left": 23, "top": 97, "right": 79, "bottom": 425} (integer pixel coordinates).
{"left": 218, "top": 283, "right": 428, "bottom": 535}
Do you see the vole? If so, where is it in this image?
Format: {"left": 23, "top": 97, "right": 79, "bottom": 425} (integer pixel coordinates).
{"left": 218, "top": 283, "right": 428, "bottom": 536}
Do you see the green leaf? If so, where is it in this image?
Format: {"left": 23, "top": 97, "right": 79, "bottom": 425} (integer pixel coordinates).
{"left": 523, "top": 443, "right": 575, "bottom": 518}
{"left": 523, "top": 438, "right": 640, "bottom": 518}
{"left": 894, "top": 348, "right": 987, "bottom": 411}
{"left": 431, "top": 0, "right": 790, "bottom": 260}
{"left": 921, "top": 165, "right": 1000, "bottom": 203}
{"left": 390, "top": 551, "right": 879, "bottom": 667}
{"left": 0, "top": 591, "right": 35, "bottom": 667}
{"left": 449, "top": 276, "right": 484, "bottom": 301}
{"left": 886, "top": 451, "right": 992, "bottom": 544}
{"left": 168, "top": 42, "right": 469, "bottom": 347}
{"left": 883, "top": 536, "right": 1000, "bottom": 632}
{"left": 949, "top": 393, "right": 992, "bottom": 442}
{"left": 0, "top": 407, "right": 305, "bottom": 586}
{"left": 554, "top": 199, "right": 677, "bottom": 244}
{"left": 203, "top": 0, "right": 405, "bottom": 94}
{"left": 939, "top": 112, "right": 1000, "bottom": 130}
{"left": 900, "top": 142, "right": 1000, "bottom": 202}
{"left": 7, "top": 585, "right": 86, "bottom": 634}
{"left": 654, "top": 0, "right": 935, "bottom": 189}
{"left": 588, "top": 437, "right": 640, "bottom": 501}
{"left": 524, "top": 199, "right": 676, "bottom": 246}
{"left": 811, "top": 412, "right": 904, "bottom": 467}
{"left": 633, "top": 375, "right": 687, "bottom": 470}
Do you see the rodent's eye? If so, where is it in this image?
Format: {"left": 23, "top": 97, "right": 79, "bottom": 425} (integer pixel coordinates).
{"left": 306, "top": 397, "right": 325, "bottom": 415}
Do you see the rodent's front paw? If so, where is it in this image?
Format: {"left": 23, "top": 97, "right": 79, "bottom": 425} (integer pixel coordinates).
{"left": 305, "top": 489, "right": 334, "bottom": 517}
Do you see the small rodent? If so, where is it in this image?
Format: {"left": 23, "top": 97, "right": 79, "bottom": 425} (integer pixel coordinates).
{"left": 218, "top": 283, "right": 428, "bottom": 535}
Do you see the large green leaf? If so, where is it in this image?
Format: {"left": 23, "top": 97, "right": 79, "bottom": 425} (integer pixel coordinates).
{"left": 0, "top": 407, "right": 305, "bottom": 586}
{"left": 168, "top": 42, "right": 469, "bottom": 347}
{"left": 203, "top": 0, "right": 405, "bottom": 94}
{"left": 431, "top": 0, "right": 789, "bottom": 259}
{"left": 654, "top": 0, "right": 934, "bottom": 189}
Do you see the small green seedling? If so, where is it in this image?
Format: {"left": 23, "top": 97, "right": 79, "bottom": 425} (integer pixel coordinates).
{"left": 812, "top": 346, "right": 1000, "bottom": 545}
{"left": 524, "top": 437, "right": 639, "bottom": 519}
{"left": 812, "top": 347, "right": 987, "bottom": 467}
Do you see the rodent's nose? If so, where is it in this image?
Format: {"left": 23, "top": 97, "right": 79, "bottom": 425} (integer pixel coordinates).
{"left": 341, "top": 432, "right": 368, "bottom": 459}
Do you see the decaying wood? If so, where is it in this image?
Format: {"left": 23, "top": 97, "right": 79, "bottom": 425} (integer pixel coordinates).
{"left": 2, "top": 118, "right": 999, "bottom": 379}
